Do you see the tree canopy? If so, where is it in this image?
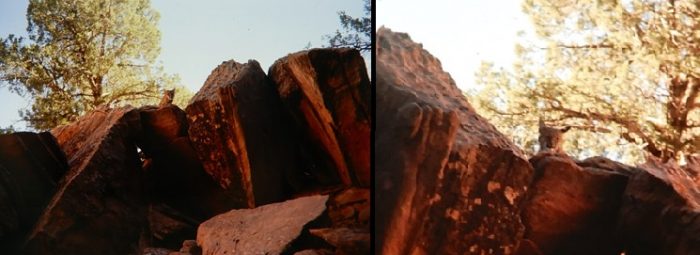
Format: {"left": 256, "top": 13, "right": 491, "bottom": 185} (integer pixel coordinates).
{"left": 471, "top": 0, "right": 700, "bottom": 163}
{"left": 325, "top": 0, "right": 371, "bottom": 52}
{"left": 0, "top": 0, "right": 182, "bottom": 130}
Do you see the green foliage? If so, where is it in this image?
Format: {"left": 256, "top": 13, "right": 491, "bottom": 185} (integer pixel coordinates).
{"left": 471, "top": 0, "right": 700, "bottom": 163}
{"left": 0, "top": 125, "right": 15, "bottom": 135}
{"left": 171, "top": 85, "right": 194, "bottom": 109}
{"left": 0, "top": 0, "right": 180, "bottom": 130}
{"left": 325, "top": 0, "right": 371, "bottom": 52}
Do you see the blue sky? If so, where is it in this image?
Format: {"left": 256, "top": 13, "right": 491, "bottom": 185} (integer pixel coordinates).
{"left": 377, "top": 0, "right": 534, "bottom": 91}
{"left": 0, "top": 0, "right": 367, "bottom": 130}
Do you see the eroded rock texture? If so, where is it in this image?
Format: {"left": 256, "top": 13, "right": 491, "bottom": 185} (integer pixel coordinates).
{"left": 269, "top": 48, "right": 371, "bottom": 188}
{"left": 0, "top": 48, "right": 370, "bottom": 254}
{"left": 309, "top": 227, "right": 370, "bottom": 255}
{"left": 522, "top": 153, "right": 629, "bottom": 255}
{"left": 196, "top": 195, "right": 328, "bottom": 255}
{"left": 617, "top": 158, "right": 700, "bottom": 254}
{"left": 186, "top": 60, "right": 298, "bottom": 208}
{"left": 376, "top": 27, "right": 534, "bottom": 254}
{"left": 23, "top": 107, "right": 145, "bottom": 255}
{"left": 327, "top": 188, "right": 370, "bottom": 228}
{"left": 0, "top": 132, "right": 67, "bottom": 251}
{"left": 139, "top": 105, "right": 237, "bottom": 221}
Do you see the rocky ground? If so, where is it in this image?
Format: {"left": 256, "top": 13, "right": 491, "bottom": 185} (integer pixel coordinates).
{"left": 376, "top": 27, "right": 700, "bottom": 255}
{"left": 0, "top": 48, "right": 370, "bottom": 255}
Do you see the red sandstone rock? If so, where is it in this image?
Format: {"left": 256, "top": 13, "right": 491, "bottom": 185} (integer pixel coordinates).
{"left": 617, "top": 158, "right": 700, "bottom": 254}
{"left": 22, "top": 107, "right": 145, "bottom": 255}
{"left": 682, "top": 154, "right": 700, "bottom": 185}
{"left": 376, "top": 27, "right": 534, "bottom": 254}
{"left": 138, "top": 105, "right": 189, "bottom": 155}
{"left": 0, "top": 48, "right": 368, "bottom": 254}
{"left": 144, "top": 136, "right": 238, "bottom": 220}
{"left": 576, "top": 156, "right": 640, "bottom": 176}
{"left": 327, "top": 188, "right": 369, "bottom": 228}
{"left": 186, "top": 60, "right": 299, "bottom": 208}
{"left": 0, "top": 132, "right": 68, "bottom": 251}
{"left": 178, "top": 240, "right": 201, "bottom": 254}
{"left": 309, "top": 227, "right": 370, "bottom": 255}
{"left": 514, "top": 239, "right": 544, "bottom": 255}
{"left": 136, "top": 104, "right": 241, "bottom": 249}
{"left": 293, "top": 250, "right": 333, "bottom": 255}
{"left": 522, "top": 153, "right": 628, "bottom": 255}
{"left": 268, "top": 48, "right": 371, "bottom": 188}
{"left": 196, "top": 195, "right": 328, "bottom": 255}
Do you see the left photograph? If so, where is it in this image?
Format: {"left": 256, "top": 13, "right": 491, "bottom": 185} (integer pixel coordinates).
{"left": 0, "top": 0, "right": 371, "bottom": 254}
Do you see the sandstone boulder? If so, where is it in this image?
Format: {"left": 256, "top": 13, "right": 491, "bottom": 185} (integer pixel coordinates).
{"left": 269, "top": 48, "right": 371, "bottom": 188}
{"left": 138, "top": 105, "right": 189, "bottom": 156}
{"left": 178, "top": 240, "right": 201, "bottom": 255}
{"left": 617, "top": 158, "right": 700, "bottom": 254}
{"left": 23, "top": 107, "right": 146, "bottom": 255}
{"left": 196, "top": 195, "right": 328, "bottom": 255}
{"left": 522, "top": 153, "right": 628, "bottom": 255}
{"left": 376, "top": 27, "right": 534, "bottom": 254}
{"left": 144, "top": 136, "right": 238, "bottom": 220}
{"left": 309, "top": 227, "right": 370, "bottom": 255}
{"left": 136, "top": 104, "right": 242, "bottom": 248}
{"left": 576, "top": 156, "right": 640, "bottom": 176}
{"left": 0, "top": 132, "right": 68, "bottom": 251}
{"left": 327, "top": 188, "right": 369, "bottom": 228}
{"left": 186, "top": 60, "right": 299, "bottom": 208}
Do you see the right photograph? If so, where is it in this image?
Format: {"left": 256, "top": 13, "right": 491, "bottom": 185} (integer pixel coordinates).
{"left": 375, "top": 0, "right": 700, "bottom": 254}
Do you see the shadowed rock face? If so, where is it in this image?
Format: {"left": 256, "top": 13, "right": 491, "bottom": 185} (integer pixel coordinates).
{"left": 309, "top": 227, "right": 370, "bottom": 255}
{"left": 376, "top": 27, "right": 534, "bottom": 255}
{"left": 0, "top": 132, "right": 67, "bottom": 252}
{"left": 617, "top": 158, "right": 700, "bottom": 254}
{"left": 139, "top": 105, "right": 238, "bottom": 222}
{"left": 327, "top": 187, "right": 369, "bottom": 228}
{"left": 522, "top": 154, "right": 628, "bottom": 255}
{"left": 23, "top": 107, "right": 145, "bottom": 255}
{"left": 138, "top": 105, "right": 189, "bottom": 156}
{"left": 186, "top": 59, "right": 299, "bottom": 208}
{"left": 269, "top": 48, "right": 371, "bottom": 188}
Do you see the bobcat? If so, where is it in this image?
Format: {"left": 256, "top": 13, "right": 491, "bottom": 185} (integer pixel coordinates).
{"left": 159, "top": 89, "right": 175, "bottom": 107}
{"left": 538, "top": 119, "right": 571, "bottom": 153}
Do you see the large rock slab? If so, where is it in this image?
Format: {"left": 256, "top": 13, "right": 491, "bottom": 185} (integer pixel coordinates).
{"left": 269, "top": 48, "right": 371, "bottom": 188}
{"left": 144, "top": 136, "right": 238, "bottom": 220}
{"left": 196, "top": 195, "right": 328, "bottom": 255}
{"left": 137, "top": 104, "right": 242, "bottom": 248}
{"left": 617, "top": 158, "right": 700, "bottom": 254}
{"left": 186, "top": 60, "right": 299, "bottom": 208}
{"left": 327, "top": 188, "right": 369, "bottom": 228}
{"left": 0, "top": 132, "right": 68, "bottom": 251}
{"left": 522, "top": 153, "right": 628, "bottom": 255}
{"left": 376, "top": 27, "right": 534, "bottom": 254}
{"left": 309, "top": 227, "right": 370, "bottom": 255}
{"left": 22, "top": 107, "right": 146, "bottom": 255}
{"left": 138, "top": 105, "right": 189, "bottom": 156}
